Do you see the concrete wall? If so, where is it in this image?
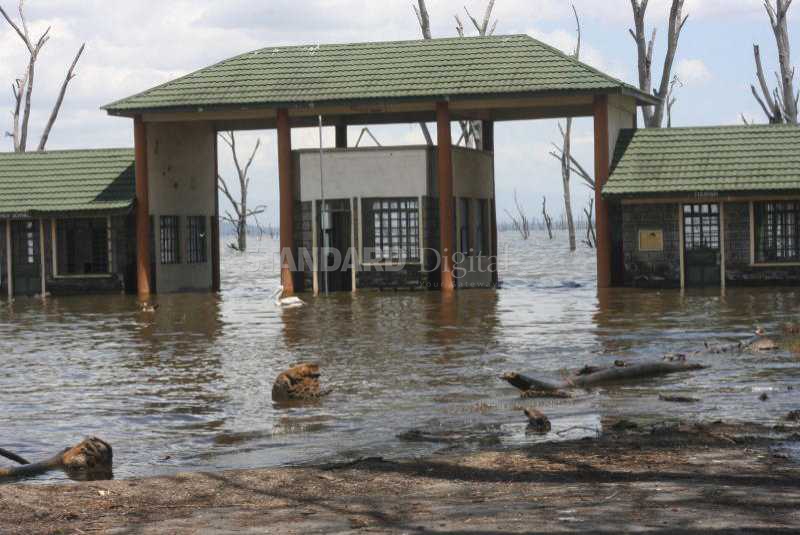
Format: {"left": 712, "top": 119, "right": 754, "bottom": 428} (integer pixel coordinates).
{"left": 607, "top": 95, "right": 638, "bottom": 160}
{"left": 724, "top": 202, "right": 800, "bottom": 284}
{"left": 296, "top": 146, "right": 430, "bottom": 201}
{"left": 622, "top": 203, "right": 681, "bottom": 286}
{"left": 147, "top": 122, "right": 216, "bottom": 293}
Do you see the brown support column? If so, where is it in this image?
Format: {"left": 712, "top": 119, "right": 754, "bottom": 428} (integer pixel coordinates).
{"left": 593, "top": 95, "right": 611, "bottom": 289}
{"left": 277, "top": 108, "right": 296, "bottom": 295}
{"left": 134, "top": 116, "right": 152, "bottom": 299}
{"left": 335, "top": 124, "right": 347, "bottom": 149}
{"left": 437, "top": 102, "right": 455, "bottom": 292}
{"left": 211, "top": 131, "right": 221, "bottom": 292}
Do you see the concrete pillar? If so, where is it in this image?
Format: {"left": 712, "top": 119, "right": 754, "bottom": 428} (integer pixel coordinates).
{"left": 335, "top": 124, "right": 347, "bottom": 149}
{"left": 593, "top": 95, "right": 611, "bottom": 289}
{"left": 482, "top": 120, "right": 498, "bottom": 286}
{"left": 211, "top": 136, "right": 221, "bottom": 292}
{"left": 5, "top": 221, "right": 12, "bottom": 299}
{"left": 134, "top": 117, "right": 152, "bottom": 299}
{"left": 437, "top": 102, "right": 455, "bottom": 292}
{"left": 277, "top": 109, "right": 296, "bottom": 295}
{"left": 39, "top": 219, "right": 46, "bottom": 298}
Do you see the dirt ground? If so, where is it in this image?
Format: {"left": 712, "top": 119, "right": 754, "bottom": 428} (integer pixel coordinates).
{"left": 1, "top": 420, "right": 799, "bottom": 534}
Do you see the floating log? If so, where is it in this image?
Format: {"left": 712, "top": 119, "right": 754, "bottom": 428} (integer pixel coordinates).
{"left": 0, "top": 438, "right": 112, "bottom": 481}
{"left": 272, "top": 363, "right": 326, "bottom": 402}
{"left": 504, "top": 361, "right": 708, "bottom": 393}
{"left": 659, "top": 394, "right": 700, "bottom": 403}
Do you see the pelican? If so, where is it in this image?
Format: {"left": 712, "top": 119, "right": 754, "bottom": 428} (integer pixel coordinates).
{"left": 272, "top": 287, "right": 305, "bottom": 309}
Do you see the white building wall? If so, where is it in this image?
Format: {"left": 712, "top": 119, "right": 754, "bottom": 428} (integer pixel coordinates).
{"left": 147, "top": 121, "right": 216, "bottom": 293}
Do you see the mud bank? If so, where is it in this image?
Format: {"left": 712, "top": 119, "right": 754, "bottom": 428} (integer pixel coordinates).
{"left": 1, "top": 420, "right": 799, "bottom": 534}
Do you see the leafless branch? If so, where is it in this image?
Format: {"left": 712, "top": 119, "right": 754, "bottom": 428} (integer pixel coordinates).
{"left": 504, "top": 190, "right": 531, "bottom": 240}
{"left": 38, "top": 43, "right": 85, "bottom": 151}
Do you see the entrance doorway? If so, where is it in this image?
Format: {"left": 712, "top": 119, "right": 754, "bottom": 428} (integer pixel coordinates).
{"left": 683, "top": 204, "right": 721, "bottom": 287}
{"left": 11, "top": 220, "right": 41, "bottom": 296}
{"left": 320, "top": 200, "right": 352, "bottom": 293}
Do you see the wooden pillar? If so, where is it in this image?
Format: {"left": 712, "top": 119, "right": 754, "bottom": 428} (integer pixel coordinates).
{"left": 277, "top": 108, "right": 296, "bottom": 295}
{"left": 211, "top": 133, "right": 221, "bottom": 292}
{"left": 39, "top": 219, "right": 46, "bottom": 298}
{"left": 437, "top": 102, "right": 455, "bottom": 292}
{"left": 335, "top": 124, "right": 347, "bottom": 149}
{"left": 678, "top": 204, "right": 686, "bottom": 290}
{"left": 482, "top": 120, "right": 498, "bottom": 286}
{"left": 5, "top": 221, "right": 12, "bottom": 299}
{"left": 593, "top": 95, "right": 612, "bottom": 289}
{"left": 134, "top": 117, "right": 152, "bottom": 299}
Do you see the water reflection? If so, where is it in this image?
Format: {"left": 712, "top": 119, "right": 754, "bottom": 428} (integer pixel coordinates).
{"left": 1, "top": 232, "right": 798, "bottom": 482}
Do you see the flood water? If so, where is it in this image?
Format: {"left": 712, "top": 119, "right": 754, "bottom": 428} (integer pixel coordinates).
{"left": 2, "top": 231, "right": 799, "bottom": 482}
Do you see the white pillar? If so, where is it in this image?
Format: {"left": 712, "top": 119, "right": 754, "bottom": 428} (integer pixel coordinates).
{"left": 39, "top": 219, "right": 46, "bottom": 298}
{"left": 5, "top": 221, "right": 12, "bottom": 299}
{"left": 720, "top": 202, "right": 726, "bottom": 290}
{"left": 678, "top": 204, "right": 685, "bottom": 290}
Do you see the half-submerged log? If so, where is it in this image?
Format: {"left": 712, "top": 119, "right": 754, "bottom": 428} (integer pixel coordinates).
{"left": 0, "top": 438, "right": 112, "bottom": 482}
{"left": 504, "top": 361, "right": 708, "bottom": 393}
{"left": 272, "top": 363, "right": 326, "bottom": 402}
{"left": 524, "top": 409, "right": 551, "bottom": 433}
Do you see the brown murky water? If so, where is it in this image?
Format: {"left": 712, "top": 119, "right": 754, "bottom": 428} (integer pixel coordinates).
{"left": 1, "top": 231, "right": 799, "bottom": 482}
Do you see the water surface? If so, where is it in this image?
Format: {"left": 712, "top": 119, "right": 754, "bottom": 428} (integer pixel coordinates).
{"left": 1, "top": 231, "right": 798, "bottom": 482}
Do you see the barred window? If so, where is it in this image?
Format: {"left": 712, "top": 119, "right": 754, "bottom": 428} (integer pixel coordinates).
{"left": 56, "top": 218, "right": 109, "bottom": 275}
{"left": 160, "top": 216, "right": 180, "bottom": 265}
{"left": 754, "top": 201, "right": 800, "bottom": 263}
{"left": 187, "top": 216, "right": 207, "bottom": 264}
{"left": 683, "top": 204, "right": 719, "bottom": 251}
{"left": 363, "top": 198, "right": 419, "bottom": 262}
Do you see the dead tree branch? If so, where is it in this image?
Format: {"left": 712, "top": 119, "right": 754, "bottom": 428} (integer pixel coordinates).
{"left": 217, "top": 132, "right": 264, "bottom": 252}
{"left": 749, "top": 1, "right": 797, "bottom": 124}
{"left": 630, "top": 0, "right": 688, "bottom": 127}
{"left": 542, "top": 196, "right": 554, "bottom": 240}
{"left": 504, "top": 190, "right": 530, "bottom": 240}
{"left": 583, "top": 199, "right": 596, "bottom": 248}
{"left": 1, "top": 1, "right": 85, "bottom": 151}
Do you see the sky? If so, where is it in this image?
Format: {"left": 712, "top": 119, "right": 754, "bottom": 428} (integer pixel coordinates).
{"left": 0, "top": 0, "right": 796, "bottom": 226}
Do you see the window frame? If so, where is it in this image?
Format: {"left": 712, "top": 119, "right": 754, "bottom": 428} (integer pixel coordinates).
{"left": 51, "top": 217, "right": 113, "bottom": 279}
{"left": 186, "top": 216, "right": 208, "bottom": 265}
{"left": 160, "top": 215, "right": 181, "bottom": 265}
{"left": 361, "top": 198, "right": 421, "bottom": 265}
{"left": 750, "top": 200, "right": 800, "bottom": 266}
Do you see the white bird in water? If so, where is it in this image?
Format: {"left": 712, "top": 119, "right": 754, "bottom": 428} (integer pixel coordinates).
{"left": 272, "top": 287, "right": 305, "bottom": 309}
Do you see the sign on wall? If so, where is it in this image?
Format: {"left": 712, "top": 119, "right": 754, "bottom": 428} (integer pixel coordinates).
{"left": 639, "top": 229, "right": 664, "bottom": 252}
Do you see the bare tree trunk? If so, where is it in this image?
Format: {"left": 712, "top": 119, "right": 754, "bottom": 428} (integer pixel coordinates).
{"left": 583, "top": 199, "right": 596, "bottom": 248}
{"left": 749, "top": 1, "right": 797, "bottom": 124}
{"left": 1, "top": 1, "right": 85, "bottom": 152}
{"left": 629, "top": 0, "right": 688, "bottom": 128}
{"left": 542, "top": 197, "right": 553, "bottom": 240}
{"left": 504, "top": 190, "right": 530, "bottom": 240}
{"left": 218, "top": 132, "right": 266, "bottom": 253}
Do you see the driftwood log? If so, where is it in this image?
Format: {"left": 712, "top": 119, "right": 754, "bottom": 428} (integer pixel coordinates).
{"left": 272, "top": 363, "right": 326, "bottom": 402}
{"left": 524, "top": 409, "right": 551, "bottom": 433}
{"left": 504, "top": 361, "right": 708, "bottom": 394}
{"left": 0, "top": 438, "right": 112, "bottom": 482}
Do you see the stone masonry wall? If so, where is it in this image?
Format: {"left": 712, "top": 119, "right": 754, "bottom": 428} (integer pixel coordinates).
{"left": 622, "top": 203, "right": 681, "bottom": 287}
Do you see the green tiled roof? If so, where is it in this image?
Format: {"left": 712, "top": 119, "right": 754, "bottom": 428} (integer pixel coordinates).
{"left": 0, "top": 149, "right": 135, "bottom": 216}
{"left": 605, "top": 125, "right": 800, "bottom": 196}
{"left": 104, "top": 35, "right": 652, "bottom": 114}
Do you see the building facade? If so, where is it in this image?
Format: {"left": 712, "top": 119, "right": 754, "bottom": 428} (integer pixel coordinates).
{"left": 605, "top": 125, "right": 800, "bottom": 288}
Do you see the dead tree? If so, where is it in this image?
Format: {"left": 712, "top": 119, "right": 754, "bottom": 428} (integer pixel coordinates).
{"left": 504, "top": 190, "right": 530, "bottom": 240}
{"left": 541, "top": 196, "right": 554, "bottom": 240}
{"left": 749, "top": 0, "right": 797, "bottom": 124}
{"left": 548, "top": 5, "right": 582, "bottom": 252}
{"left": 583, "top": 199, "right": 596, "bottom": 248}
{"left": 1, "top": 1, "right": 85, "bottom": 152}
{"left": 629, "top": 0, "right": 688, "bottom": 128}
{"left": 413, "top": 0, "right": 498, "bottom": 148}
{"left": 217, "top": 132, "right": 267, "bottom": 253}
{"left": 0, "top": 437, "right": 112, "bottom": 481}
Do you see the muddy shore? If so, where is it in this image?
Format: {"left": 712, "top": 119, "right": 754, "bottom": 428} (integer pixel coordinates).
{"left": 1, "top": 420, "right": 799, "bottom": 534}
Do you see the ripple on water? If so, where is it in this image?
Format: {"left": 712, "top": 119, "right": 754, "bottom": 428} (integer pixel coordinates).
{"left": 1, "top": 231, "right": 799, "bottom": 482}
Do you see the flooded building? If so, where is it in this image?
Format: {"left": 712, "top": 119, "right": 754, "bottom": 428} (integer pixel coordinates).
{"left": 605, "top": 125, "right": 800, "bottom": 289}
{"left": 102, "top": 34, "right": 655, "bottom": 297}
{"left": 0, "top": 149, "right": 137, "bottom": 297}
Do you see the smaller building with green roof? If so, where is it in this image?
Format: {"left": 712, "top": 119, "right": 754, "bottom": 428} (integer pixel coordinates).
{"left": 0, "top": 149, "right": 137, "bottom": 297}
{"left": 603, "top": 124, "right": 800, "bottom": 288}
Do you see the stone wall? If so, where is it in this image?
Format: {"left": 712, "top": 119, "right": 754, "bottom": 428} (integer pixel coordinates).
{"left": 621, "top": 203, "right": 681, "bottom": 287}
{"left": 0, "top": 221, "right": 6, "bottom": 297}
{"left": 724, "top": 202, "right": 800, "bottom": 284}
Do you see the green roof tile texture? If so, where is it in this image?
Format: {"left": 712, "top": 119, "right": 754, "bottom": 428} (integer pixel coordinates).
{"left": 604, "top": 125, "right": 800, "bottom": 196}
{"left": 104, "top": 35, "right": 646, "bottom": 113}
{"left": 0, "top": 149, "right": 135, "bottom": 216}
